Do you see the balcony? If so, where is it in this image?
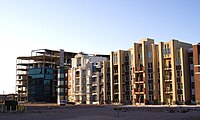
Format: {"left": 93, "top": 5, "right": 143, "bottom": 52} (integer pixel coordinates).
{"left": 92, "top": 89, "right": 97, "bottom": 93}
{"left": 17, "top": 67, "right": 28, "bottom": 71}
{"left": 114, "top": 89, "right": 119, "bottom": 93}
{"left": 75, "top": 81, "right": 79, "bottom": 85}
{"left": 164, "top": 76, "right": 172, "bottom": 82}
{"left": 92, "top": 81, "right": 97, "bottom": 85}
{"left": 194, "top": 65, "right": 200, "bottom": 74}
{"left": 17, "top": 76, "right": 28, "bottom": 81}
{"left": 134, "top": 77, "right": 144, "bottom": 83}
{"left": 165, "top": 88, "right": 172, "bottom": 94}
{"left": 164, "top": 66, "right": 172, "bottom": 70}
{"left": 17, "top": 82, "right": 28, "bottom": 87}
{"left": 164, "top": 54, "right": 171, "bottom": 59}
{"left": 76, "top": 74, "right": 80, "bottom": 78}
{"left": 114, "top": 79, "right": 119, "bottom": 84}
{"left": 134, "top": 88, "right": 145, "bottom": 94}
{"left": 114, "top": 71, "right": 118, "bottom": 75}
{"left": 135, "top": 66, "right": 144, "bottom": 73}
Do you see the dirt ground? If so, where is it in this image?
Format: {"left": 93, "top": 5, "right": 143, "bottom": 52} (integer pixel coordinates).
{"left": 0, "top": 105, "right": 200, "bottom": 120}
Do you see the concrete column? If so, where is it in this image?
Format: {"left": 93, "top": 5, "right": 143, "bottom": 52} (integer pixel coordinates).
{"left": 118, "top": 50, "right": 121, "bottom": 104}
{"left": 80, "top": 69, "right": 82, "bottom": 103}
{"left": 159, "top": 42, "right": 164, "bottom": 104}
{"left": 171, "top": 41, "right": 177, "bottom": 104}
{"left": 132, "top": 43, "right": 136, "bottom": 104}
{"left": 110, "top": 52, "right": 114, "bottom": 103}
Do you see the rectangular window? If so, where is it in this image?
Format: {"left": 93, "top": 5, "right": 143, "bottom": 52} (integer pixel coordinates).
{"left": 191, "top": 82, "right": 195, "bottom": 89}
{"left": 177, "top": 83, "right": 181, "bottom": 90}
{"left": 148, "top": 84, "right": 153, "bottom": 91}
{"left": 138, "top": 53, "right": 142, "bottom": 60}
{"left": 148, "top": 73, "right": 153, "bottom": 80}
{"left": 163, "top": 45, "right": 166, "bottom": 55}
{"left": 177, "top": 71, "right": 180, "bottom": 77}
{"left": 190, "top": 70, "right": 194, "bottom": 76}
{"left": 148, "top": 51, "right": 152, "bottom": 58}
{"left": 178, "top": 95, "right": 181, "bottom": 101}
{"left": 148, "top": 63, "right": 153, "bottom": 68}
{"left": 149, "top": 95, "right": 153, "bottom": 101}
{"left": 189, "top": 57, "right": 193, "bottom": 64}
{"left": 167, "top": 48, "right": 170, "bottom": 54}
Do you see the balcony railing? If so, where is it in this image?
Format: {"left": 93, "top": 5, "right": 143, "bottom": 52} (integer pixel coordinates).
{"left": 114, "top": 79, "right": 119, "bottom": 83}
{"left": 134, "top": 77, "right": 144, "bottom": 83}
{"left": 164, "top": 76, "right": 172, "bottom": 82}
{"left": 195, "top": 65, "right": 200, "bottom": 74}
{"left": 136, "top": 66, "right": 144, "bottom": 71}
{"left": 165, "top": 89, "right": 172, "bottom": 94}
{"left": 114, "top": 89, "right": 119, "bottom": 93}
{"left": 134, "top": 88, "right": 144, "bottom": 93}
{"left": 76, "top": 74, "right": 80, "bottom": 77}
{"left": 164, "top": 66, "right": 172, "bottom": 70}
{"left": 92, "top": 89, "right": 97, "bottom": 93}
{"left": 92, "top": 81, "right": 97, "bottom": 84}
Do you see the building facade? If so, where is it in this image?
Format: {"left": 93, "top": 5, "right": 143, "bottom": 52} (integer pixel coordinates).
{"left": 193, "top": 43, "right": 200, "bottom": 104}
{"left": 16, "top": 49, "right": 77, "bottom": 103}
{"left": 130, "top": 38, "right": 160, "bottom": 105}
{"left": 110, "top": 50, "right": 131, "bottom": 104}
{"left": 16, "top": 39, "right": 200, "bottom": 105}
{"left": 159, "top": 40, "right": 192, "bottom": 105}
{"left": 110, "top": 38, "right": 194, "bottom": 105}
{"left": 70, "top": 53, "right": 109, "bottom": 104}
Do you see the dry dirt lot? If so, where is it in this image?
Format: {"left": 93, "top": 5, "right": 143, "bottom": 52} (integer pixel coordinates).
{"left": 0, "top": 105, "right": 200, "bottom": 120}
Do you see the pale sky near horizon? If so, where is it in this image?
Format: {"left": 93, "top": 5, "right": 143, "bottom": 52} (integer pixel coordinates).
{"left": 0, "top": 0, "right": 200, "bottom": 94}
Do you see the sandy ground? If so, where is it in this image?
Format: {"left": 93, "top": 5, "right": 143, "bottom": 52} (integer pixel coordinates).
{"left": 0, "top": 105, "right": 200, "bottom": 120}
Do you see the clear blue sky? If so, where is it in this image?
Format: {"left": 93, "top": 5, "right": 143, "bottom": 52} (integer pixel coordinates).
{"left": 0, "top": 0, "right": 200, "bottom": 94}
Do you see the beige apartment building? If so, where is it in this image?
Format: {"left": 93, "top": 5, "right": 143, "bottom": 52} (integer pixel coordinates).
{"left": 110, "top": 38, "right": 194, "bottom": 105}
{"left": 70, "top": 53, "right": 110, "bottom": 104}
{"left": 159, "top": 40, "right": 192, "bottom": 105}
{"left": 110, "top": 50, "right": 131, "bottom": 104}
{"left": 130, "top": 38, "right": 160, "bottom": 105}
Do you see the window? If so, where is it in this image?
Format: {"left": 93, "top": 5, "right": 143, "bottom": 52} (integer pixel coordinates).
{"left": 167, "top": 48, "right": 170, "bottom": 54}
{"left": 138, "top": 53, "right": 142, "bottom": 60}
{"left": 92, "top": 95, "right": 97, "bottom": 102}
{"left": 148, "top": 63, "right": 153, "bottom": 68}
{"left": 139, "top": 74, "right": 143, "bottom": 80}
{"left": 125, "top": 66, "right": 129, "bottom": 71}
{"left": 191, "top": 82, "right": 195, "bottom": 89}
{"left": 124, "top": 56, "right": 128, "bottom": 62}
{"left": 178, "top": 95, "right": 181, "bottom": 101}
{"left": 149, "top": 95, "right": 154, "bottom": 101}
{"left": 113, "top": 54, "right": 118, "bottom": 63}
{"left": 125, "top": 75, "right": 129, "bottom": 81}
{"left": 148, "top": 51, "right": 152, "bottom": 58}
{"left": 126, "top": 96, "right": 130, "bottom": 101}
{"left": 163, "top": 44, "right": 170, "bottom": 55}
{"left": 148, "top": 84, "right": 153, "bottom": 91}
{"left": 177, "top": 71, "right": 180, "bottom": 77}
{"left": 177, "top": 83, "right": 181, "bottom": 90}
{"left": 190, "top": 70, "right": 194, "bottom": 76}
{"left": 148, "top": 73, "right": 153, "bottom": 80}
{"left": 189, "top": 57, "right": 193, "bottom": 64}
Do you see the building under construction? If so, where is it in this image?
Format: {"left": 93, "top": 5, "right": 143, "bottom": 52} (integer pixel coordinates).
{"left": 16, "top": 49, "right": 77, "bottom": 103}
